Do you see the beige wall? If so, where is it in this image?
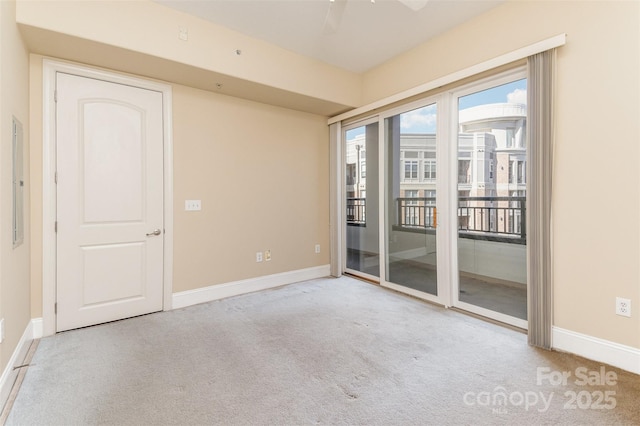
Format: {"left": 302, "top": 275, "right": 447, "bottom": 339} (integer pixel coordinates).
{"left": 0, "top": 0, "right": 31, "bottom": 372}
{"left": 362, "top": 1, "right": 640, "bottom": 349}
{"left": 172, "top": 85, "right": 330, "bottom": 291}
{"left": 28, "top": 57, "right": 330, "bottom": 315}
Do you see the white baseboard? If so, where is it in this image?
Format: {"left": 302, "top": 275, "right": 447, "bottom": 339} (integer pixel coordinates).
{"left": 0, "top": 319, "right": 40, "bottom": 412}
{"left": 31, "top": 318, "right": 43, "bottom": 339}
{"left": 172, "top": 265, "right": 331, "bottom": 310}
{"left": 553, "top": 326, "right": 640, "bottom": 375}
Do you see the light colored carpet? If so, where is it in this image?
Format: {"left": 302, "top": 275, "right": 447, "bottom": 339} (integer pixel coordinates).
{"left": 6, "top": 276, "right": 640, "bottom": 425}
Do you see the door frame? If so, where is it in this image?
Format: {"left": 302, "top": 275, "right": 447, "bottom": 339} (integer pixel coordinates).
{"left": 342, "top": 116, "right": 380, "bottom": 282}
{"left": 41, "top": 58, "right": 174, "bottom": 336}
{"left": 448, "top": 68, "right": 529, "bottom": 330}
{"left": 377, "top": 94, "right": 453, "bottom": 308}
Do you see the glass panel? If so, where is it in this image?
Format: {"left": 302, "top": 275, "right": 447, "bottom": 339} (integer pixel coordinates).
{"left": 457, "top": 78, "right": 527, "bottom": 320}
{"left": 385, "top": 104, "right": 437, "bottom": 295}
{"left": 346, "top": 123, "right": 379, "bottom": 277}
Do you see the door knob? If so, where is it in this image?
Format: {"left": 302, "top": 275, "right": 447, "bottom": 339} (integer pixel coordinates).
{"left": 146, "top": 229, "right": 162, "bottom": 237}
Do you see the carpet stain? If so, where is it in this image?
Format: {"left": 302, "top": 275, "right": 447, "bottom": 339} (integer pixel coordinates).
{"left": 336, "top": 384, "right": 359, "bottom": 400}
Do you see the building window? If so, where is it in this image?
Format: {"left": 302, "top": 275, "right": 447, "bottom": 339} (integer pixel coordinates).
{"left": 424, "top": 190, "right": 436, "bottom": 206}
{"left": 509, "top": 160, "right": 526, "bottom": 184}
{"left": 346, "top": 163, "right": 356, "bottom": 186}
{"left": 404, "top": 160, "right": 418, "bottom": 180}
{"left": 405, "top": 190, "right": 419, "bottom": 204}
{"left": 518, "top": 161, "right": 525, "bottom": 183}
{"left": 458, "top": 160, "right": 471, "bottom": 184}
{"left": 423, "top": 160, "right": 436, "bottom": 180}
{"left": 360, "top": 161, "right": 366, "bottom": 178}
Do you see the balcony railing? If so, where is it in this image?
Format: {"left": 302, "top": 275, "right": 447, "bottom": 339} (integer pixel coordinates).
{"left": 348, "top": 196, "right": 526, "bottom": 244}
{"left": 397, "top": 197, "right": 437, "bottom": 229}
{"left": 458, "top": 196, "right": 526, "bottom": 243}
{"left": 396, "top": 196, "right": 526, "bottom": 244}
{"left": 346, "top": 198, "right": 366, "bottom": 226}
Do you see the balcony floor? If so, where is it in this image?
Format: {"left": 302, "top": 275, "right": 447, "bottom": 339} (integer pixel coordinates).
{"left": 347, "top": 249, "right": 527, "bottom": 322}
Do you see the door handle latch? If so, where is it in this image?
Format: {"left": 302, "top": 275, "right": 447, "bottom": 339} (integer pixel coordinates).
{"left": 146, "top": 229, "right": 162, "bottom": 237}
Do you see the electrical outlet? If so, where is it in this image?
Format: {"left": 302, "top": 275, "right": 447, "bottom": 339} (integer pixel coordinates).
{"left": 616, "top": 297, "right": 631, "bottom": 317}
{"left": 265, "top": 250, "right": 271, "bottom": 261}
{"left": 256, "top": 252, "right": 263, "bottom": 262}
{"left": 185, "top": 200, "right": 201, "bottom": 211}
{"left": 315, "top": 244, "right": 321, "bottom": 254}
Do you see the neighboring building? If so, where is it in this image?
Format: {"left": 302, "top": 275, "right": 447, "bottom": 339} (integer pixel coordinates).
{"left": 458, "top": 103, "right": 526, "bottom": 235}
{"left": 346, "top": 102, "right": 527, "bottom": 236}
{"left": 345, "top": 133, "right": 367, "bottom": 199}
{"left": 459, "top": 103, "right": 527, "bottom": 199}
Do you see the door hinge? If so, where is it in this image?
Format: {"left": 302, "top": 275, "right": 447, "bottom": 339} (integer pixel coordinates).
{"left": 54, "top": 303, "right": 57, "bottom": 314}
{"left": 55, "top": 221, "right": 58, "bottom": 233}
{"left": 54, "top": 90, "right": 57, "bottom": 103}
{"left": 54, "top": 171, "right": 58, "bottom": 184}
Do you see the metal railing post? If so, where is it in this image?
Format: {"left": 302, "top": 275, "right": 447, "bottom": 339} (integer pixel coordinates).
{"left": 520, "top": 198, "right": 527, "bottom": 240}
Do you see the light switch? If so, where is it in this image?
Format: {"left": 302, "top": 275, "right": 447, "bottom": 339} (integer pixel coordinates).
{"left": 185, "top": 200, "right": 201, "bottom": 211}
{"left": 178, "top": 27, "right": 188, "bottom": 41}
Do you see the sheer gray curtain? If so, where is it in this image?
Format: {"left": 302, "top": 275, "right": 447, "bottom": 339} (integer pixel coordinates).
{"left": 527, "top": 49, "right": 555, "bottom": 349}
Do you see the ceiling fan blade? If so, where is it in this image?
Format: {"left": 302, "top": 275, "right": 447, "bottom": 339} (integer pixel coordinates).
{"left": 323, "top": 0, "right": 348, "bottom": 35}
{"left": 397, "top": 0, "right": 429, "bottom": 12}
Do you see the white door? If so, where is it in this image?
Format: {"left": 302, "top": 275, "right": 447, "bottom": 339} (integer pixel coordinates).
{"left": 56, "top": 72, "right": 164, "bottom": 332}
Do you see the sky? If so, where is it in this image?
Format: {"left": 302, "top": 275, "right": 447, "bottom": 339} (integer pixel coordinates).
{"left": 346, "top": 78, "right": 526, "bottom": 138}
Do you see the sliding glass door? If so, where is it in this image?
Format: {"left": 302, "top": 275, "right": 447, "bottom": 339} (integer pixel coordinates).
{"left": 340, "top": 68, "right": 528, "bottom": 329}
{"left": 344, "top": 121, "right": 379, "bottom": 279}
{"left": 384, "top": 102, "right": 440, "bottom": 299}
{"left": 453, "top": 75, "right": 528, "bottom": 328}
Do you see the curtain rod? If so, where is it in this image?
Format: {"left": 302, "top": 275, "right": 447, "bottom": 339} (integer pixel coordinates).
{"left": 328, "top": 33, "right": 566, "bottom": 125}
